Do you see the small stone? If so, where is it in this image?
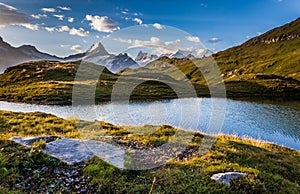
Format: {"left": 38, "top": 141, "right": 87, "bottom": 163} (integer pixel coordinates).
{"left": 210, "top": 172, "right": 248, "bottom": 186}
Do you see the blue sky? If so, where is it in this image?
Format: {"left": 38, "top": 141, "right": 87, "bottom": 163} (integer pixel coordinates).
{"left": 0, "top": 0, "right": 299, "bottom": 57}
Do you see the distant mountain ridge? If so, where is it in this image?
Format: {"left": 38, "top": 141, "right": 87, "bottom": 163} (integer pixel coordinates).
{"left": 0, "top": 37, "right": 60, "bottom": 73}
{"left": 0, "top": 36, "right": 214, "bottom": 74}
{"left": 0, "top": 37, "right": 140, "bottom": 73}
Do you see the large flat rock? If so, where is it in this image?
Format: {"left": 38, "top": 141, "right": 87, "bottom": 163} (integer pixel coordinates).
{"left": 43, "top": 138, "right": 94, "bottom": 165}
{"left": 10, "top": 136, "right": 125, "bottom": 168}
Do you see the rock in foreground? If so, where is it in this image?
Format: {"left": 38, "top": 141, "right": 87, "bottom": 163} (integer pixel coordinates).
{"left": 210, "top": 172, "right": 248, "bottom": 186}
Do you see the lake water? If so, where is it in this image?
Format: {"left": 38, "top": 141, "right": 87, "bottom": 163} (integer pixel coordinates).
{"left": 0, "top": 98, "right": 299, "bottom": 150}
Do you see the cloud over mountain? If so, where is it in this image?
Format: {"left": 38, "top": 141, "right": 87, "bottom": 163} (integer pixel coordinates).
{"left": 70, "top": 44, "right": 82, "bottom": 52}
{"left": 186, "top": 36, "right": 200, "bottom": 43}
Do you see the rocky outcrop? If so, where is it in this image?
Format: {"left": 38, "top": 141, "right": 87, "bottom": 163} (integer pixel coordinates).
{"left": 261, "top": 33, "right": 300, "bottom": 44}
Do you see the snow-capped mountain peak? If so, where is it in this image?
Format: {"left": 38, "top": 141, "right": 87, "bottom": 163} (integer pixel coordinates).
{"left": 86, "top": 42, "right": 109, "bottom": 56}
{"left": 134, "top": 51, "right": 158, "bottom": 66}
{"left": 83, "top": 43, "right": 138, "bottom": 72}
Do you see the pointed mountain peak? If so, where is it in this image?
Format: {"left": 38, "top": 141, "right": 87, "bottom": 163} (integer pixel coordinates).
{"left": 87, "top": 42, "right": 109, "bottom": 56}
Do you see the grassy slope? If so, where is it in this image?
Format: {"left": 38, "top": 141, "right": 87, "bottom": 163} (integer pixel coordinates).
{"left": 0, "top": 61, "right": 181, "bottom": 104}
{"left": 0, "top": 110, "right": 299, "bottom": 193}
{"left": 214, "top": 17, "right": 300, "bottom": 80}
{"left": 124, "top": 18, "right": 300, "bottom": 99}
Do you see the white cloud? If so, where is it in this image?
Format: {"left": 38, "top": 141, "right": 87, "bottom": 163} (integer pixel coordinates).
{"left": 45, "top": 27, "right": 55, "bottom": 32}
{"left": 114, "top": 36, "right": 207, "bottom": 57}
{"left": 85, "top": 15, "right": 119, "bottom": 33}
{"left": 133, "top": 18, "right": 143, "bottom": 25}
{"left": 208, "top": 37, "right": 221, "bottom": 43}
{"left": 57, "top": 25, "right": 70, "bottom": 32}
{"left": 113, "top": 37, "right": 132, "bottom": 44}
{"left": 133, "top": 12, "right": 142, "bottom": 16}
{"left": 69, "top": 27, "right": 89, "bottom": 37}
{"left": 0, "top": 2, "right": 17, "bottom": 10}
{"left": 56, "top": 25, "right": 89, "bottom": 37}
{"left": 20, "top": 23, "right": 39, "bottom": 30}
{"left": 114, "top": 37, "right": 184, "bottom": 55}
{"left": 53, "top": 14, "right": 64, "bottom": 20}
{"left": 31, "top": 14, "right": 47, "bottom": 19}
{"left": 0, "top": 4, "right": 30, "bottom": 26}
{"left": 70, "top": 45, "right": 82, "bottom": 52}
{"left": 41, "top": 8, "right": 56, "bottom": 13}
{"left": 121, "top": 11, "right": 128, "bottom": 14}
{"left": 57, "top": 6, "right": 72, "bottom": 11}
{"left": 153, "top": 23, "right": 165, "bottom": 30}
{"left": 165, "top": 39, "right": 181, "bottom": 48}
{"left": 0, "top": 3, "right": 40, "bottom": 31}
{"left": 186, "top": 36, "right": 200, "bottom": 43}
{"left": 68, "top": 17, "right": 74, "bottom": 23}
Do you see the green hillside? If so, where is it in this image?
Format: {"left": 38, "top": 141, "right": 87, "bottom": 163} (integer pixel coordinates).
{"left": 0, "top": 61, "right": 194, "bottom": 104}
{"left": 214, "top": 17, "right": 300, "bottom": 80}
{"left": 124, "top": 17, "right": 300, "bottom": 99}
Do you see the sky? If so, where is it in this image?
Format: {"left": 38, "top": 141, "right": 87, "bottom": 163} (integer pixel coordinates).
{"left": 0, "top": 0, "right": 299, "bottom": 57}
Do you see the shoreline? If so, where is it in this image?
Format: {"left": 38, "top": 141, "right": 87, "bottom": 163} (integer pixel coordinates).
{"left": 0, "top": 109, "right": 298, "bottom": 151}
{"left": 0, "top": 93, "right": 299, "bottom": 106}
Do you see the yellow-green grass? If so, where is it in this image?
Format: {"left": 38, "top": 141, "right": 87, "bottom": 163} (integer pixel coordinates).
{"left": 0, "top": 110, "right": 299, "bottom": 193}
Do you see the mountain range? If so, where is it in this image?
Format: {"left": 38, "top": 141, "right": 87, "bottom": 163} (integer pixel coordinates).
{"left": 0, "top": 17, "right": 299, "bottom": 104}
{"left": 0, "top": 38, "right": 140, "bottom": 73}
{"left": 0, "top": 36, "right": 208, "bottom": 73}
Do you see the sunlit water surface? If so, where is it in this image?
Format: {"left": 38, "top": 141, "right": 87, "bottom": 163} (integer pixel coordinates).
{"left": 0, "top": 98, "right": 299, "bottom": 150}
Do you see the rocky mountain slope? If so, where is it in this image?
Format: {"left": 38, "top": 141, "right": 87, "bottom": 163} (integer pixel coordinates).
{"left": 0, "top": 37, "right": 60, "bottom": 73}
